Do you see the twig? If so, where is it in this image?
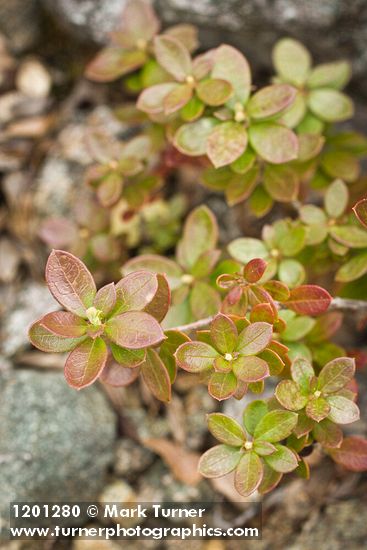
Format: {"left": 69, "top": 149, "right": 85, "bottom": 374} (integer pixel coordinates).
{"left": 171, "top": 297, "right": 367, "bottom": 333}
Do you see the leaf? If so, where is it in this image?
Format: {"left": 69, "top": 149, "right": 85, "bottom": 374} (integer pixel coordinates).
{"left": 175, "top": 341, "right": 218, "bottom": 372}
{"left": 45, "top": 250, "right": 96, "bottom": 317}
{"left": 206, "top": 122, "right": 248, "bottom": 168}
{"left": 286, "top": 285, "right": 332, "bottom": 315}
{"left": 272, "top": 38, "right": 311, "bottom": 86}
{"left": 234, "top": 452, "right": 264, "bottom": 497}
{"left": 325, "top": 179, "right": 349, "bottom": 218}
{"left": 110, "top": 344, "right": 146, "bottom": 368}
{"left": 211, "top": 45, "right": 251, "bottom": 104}
{"left": 264, "top": 444, "right": 298, "bottom": 473}
{"left": 96, "top": 172, "right": 123, "bottom": 208}
{"left": 258, "top": 348, "right": 284, "bottom": 376}
{"left": 180, "top": 95, "right": 205, "bottom": 121}
{"left": 321, "top": 151, "right": 359, "bottom": 183}
{"left": 247, "top": 84, "right": 296, "bottom": 120}
{"left": 243, "top": 400, "right": 269, "bottom": 435}
{"left": 329, "top": 437, "right": 367, "bottom": 472}
{"left": 263, "top": 164, "right": 299, "bottom": 202}
{"left": 85, "top": 48, "right": 147, "bottom": 82}
{"left": 249, "top": 123, "right": 298, "bottom": 164}
{"left": 275, "top": 380, "right": 308, "bottom": 411}
{"left": 297, "top": 133, "right": 325, "bottom": 161}
{"left": 327, "top": 395, "right": 360, "bottom": 424}
{"left": 177, "top": 205, "right": 218, "bottom": 269}
{"left": 258, "top": 463, "right": 283, "bottom": 494}
{"left": 64, "top": 337, "right": 107, "bottom": 389}
{"left": 196, "top": 78, "right": 233, "bottom": 106}
{"left": 137, "top": 82, "right": 178, "bottom": 114}
{"left": 198, "top": 445, "right": 243, "bottom": 478}
{"left": 154, "top": 35, "right": 192, "bottom": 81}
{"left": 190, "top": 281, "right": 221, "bottom": 319}
{"left": 291, "top": 357, "right": 315, "bottom": 391}
{"left": 243, "top": 258, "right": 267, "bottom": 284}
{"left": 317, "top": 357, "right": 355, "bottom": 394}
{"left": 163, "top": 83, "right": 193, "bottom": 115}
{"left": 278, "top": 259, "right": 305, "bottom": 287}
{"left": 253, "top": 441, "right": 277, "bottom": 456}
{"left": 116, "top": 271, "right": 160, "bottom": 314}
{"left": 207, "top": 413, "right": 246, "bottom": 446}
{"left": 210, "top": 314, "right": 238, "bottom": 354}
{"left": 114, "top": 0, "right": 160, "bottom": 47}
{"left": 164, "top": 23, "right": 198, "bottom": 53}
{"left": 38, "top": 311, "right": 88, "bottom": 338}
{"left": 353, "top": 198, "right": 367, "bottom": 229}
{"left": 143, "top": 274, "right": 171, "bottom": 322}
{"left": 144, "top": 439, "right": 201, "bottom": 485}
{"left": 208, "top": 371, "right": 237, "bottom": 400}
{"left": 293, "top": 411, "right": 315, "bottom": 438}
{"left": 141, "top": 349, "right": 171, "bottom": 402}
{"left": 254, "top": 410, "right": 298, "bottom": 442}
{"left": 329, "top": 226, "right": 367, "bottom": 248}
{"left": 100, "top": 362, "right": 140, "bottom": 387}
{"left": 159, "top": 329, "right": 190, "bottom": 383}
{"left": 123, "top": 254, "right": 183, "bottom": 290}
{"left": 306, "top": 397, "right": 330, "bottom": 422}
{"left": 174, "top": 117, "right": 218, "bottom": 156}
{"left": 228, "top": 238, "right": 268, "bottom": 264}
{"left": 307, "top": 60, "right": 351, "bottom": 89}
{"left": 308, "top": 89, "right": 354, "bottom": 122}
{"left": 312, "top": 419, "right": 343, "bottom": 448}
{"left": 236, "top": 322, "right": 272, "bottom": 356}
{"left": 105, "top": 311, "right": 165, "bottom": 349}
{"left": 191, "top": 249, "right": 221, "bottom": 279}
{"left": 335, "top": 252, "right": 367, "bottom": 282}
{"left": 29, "top": 320, "right": 86, "bottom": 353}
{"left": 282, "top": 316, "right": 316, "bottom": 341}
{"left": 232, "top": 356, "right": 269, "bottom": 383}
{"left": 93, "top": 283, "right": 117, "bottom": 317}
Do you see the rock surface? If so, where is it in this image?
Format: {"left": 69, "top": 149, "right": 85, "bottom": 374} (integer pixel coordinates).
{"left": 0, "top": 0, "right": 41, "bottom": 52}
{"left": 0, "top": 370, "right": 116, "bottom": 535}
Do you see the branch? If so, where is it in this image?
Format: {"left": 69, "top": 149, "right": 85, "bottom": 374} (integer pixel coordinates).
{"left": 171, "top": 297, "right": 367, "bottom": 333}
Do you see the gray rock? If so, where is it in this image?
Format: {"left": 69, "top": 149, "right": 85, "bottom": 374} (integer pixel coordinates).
{"left": 114, "top": 438, "right": 154, "bottom": 479}
{"left": 0, "top": 369, "right": 116, "bottom": 535}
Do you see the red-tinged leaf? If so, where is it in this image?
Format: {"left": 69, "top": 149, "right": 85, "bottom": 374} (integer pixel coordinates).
{"left": 234, "top": 451, "right": 264, "bottom": 497}
{"left": 262, "top": 280, "right": 290, "bottom": 301}
{"left": 326, "top": 395, "right": 360, "bottom": 424}
{"left": 96, "top": 172, "right": 123, "bottom": 208}
{"left": 137, "top": 83, "right": 178, "bottom": 114}
{"left": 112, "top": 0, "right": 160, "bottom": 47}
{"left": 39, "top": 311, "right": 88, "bottom": 338}
{"left": 174, "top": 117, "right": 218, "bottom": 156}
{"left": 275, "top": 380, "right": 308, "bottom": 411}
{"left": 250, "top": 304, "right": 275, "bottom": 324}
{"left": 207, "top": 413, "right": 246, "bottom": 446}
{"left": 45, "top": 250, "right": 96, "bottom": 317}
{"left": 254, "top": 410, "right": 298, "bottom": 442}
{"left": 233, "top": 379, "right": 248, "bottom": 400}
{"left": 175, "top": 341, "right": 218, "bottom": 372}
{"left": 243, "top": 258, "right": 267, "bottom": 283}
{"left": 164, "top": 23, "right": 198, "bottom": 53}
{"left": 263, "top": 164, "right": 299, "bottom": 203}
{"left": 317, "top": 357, "right": 355, "bottom": 394}
{"left": 225, "top": 165, "right": 259, "bottom": 207}
{"left": 110, "top": 344, "right": 146, "bottom": 368}
{"left": 293, "top": 411, "right": 315, "bottom": 438}
{"left": 247, "top": 84, "right": 297, "bottom": 120}
{"left": 100, "top": 362, "right": 140, "bottom": 387}
{"left": 307, "top": 312, "right": 343, "bottom": 343}
{"left": 177, "top": 205, "right": 218, "bottom": 270}
{"left": 353, "top": 198, "right": 367, "bottom": 229}
{"left": 306, "top": 397, "right": 330, "bottom": 422}
{"left": 291, "top": 357, "right": 315, "bottom": 392}
{"left": 199, "top": 445, "right": 243, "bottom": 478}
{"left": 236, "top": 322, "right": 273, "bottom": 356}
{"left": 196, "top": 78, "right": 233, "bottom": 106}
{"left": 249, "top": 122, "right": 298, "bottom": 164}
{"left": 243, "top": 400, "right": 269, "bottom": 435}
{"left": 123, "top": 254, "right": 183, "bottom": 290}
{"left": 258, "top": 348, "right": 284, "bottom": 376}
{"left": 264, "top": 444, "right": 298, "bottom": 473}
{"left": 141, "top": 348, "right": 171, "bottom": 402}
{"left": 154, "top": 35, "right": 192, "bottom": 81}
{"left": 39, "top": 217, "right": 78, "bottom": 249}
{"left": 258, "top": 463, "right": 282, "bottom": 494}
{"left": 253, "top": 441, "right": 277, "bottom": 456}
{"left": 93, "top": 283, "right": 116, "bottom": 317}
{"left": 210, "top": 314, "right": 238, "bottom": 354}
{"left": 115, "top": 271, "right": 158, "bottom": 312}
{"left": 286, "top": 285, "right": 332, "bottom": 316}
{"left": 105, "top": 311, "right": 165, "bottom": 349}
{"left": 164, "top": 83, "right": 193, "bottom": 115}
{"left": 159, "top": 330, "right": 190, "bottom": 383}
{"left": 329, "top": 436, "right": 367, "bottom": 472}
{"left": 64, "top": 337, "right": 108, "bottom": 389}
{"left": 208, "top": 371, "right": 237, "bottom": 401}
{"left": 312, "top": 418, "right": 343, "bottom": 448}
{"left": 143, "top": 274, "right": 170, "bottom": 322}
{"left": 206, "top": 122, "right": 248, "bottom": 168}
{"left": 190, "top": 281, "right": 221, "bottom": 320}
{"left": 232, "top": 356, "right": 269, "bottom": 383}
{"left": 29, "top": 320, "right": 86, "bottom": 353}
{"left": 85, "top": 47, "right": 146, "bottom": 82}
{"left": 212, "top": 45, "right": 251, "bottom": 104}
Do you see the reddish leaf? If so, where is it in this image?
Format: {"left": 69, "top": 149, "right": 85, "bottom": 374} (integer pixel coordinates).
{"left": 105, "top": 311, "right": 165, "bottom": 349}
{"left": 164, "top": 83, "right": 193, "bottom": 115}
{"left": 243, "top": 258, "right": 267, "bottom": 283}
{"left": 206, "top": 122, "right": 248, "bottom": 168}
{"left": 143, "top": 274, "right": 170, "bottom": 322}
{"left": 232, "top": 356, "right": 269, "bottom": 383}
{"left": 39, "top": 311, "right": 88, "bottom": 338}
{"left": 234, "top": 452, "right": 264, "bottom": 497}
{"left": 113, "top": 0, "right": 160, "bottom": 47}
{"left": 64, "top": 337, "right": 108, "bottom": 389}
{"left": 236, "top": 322, "right": 273, "bottom": 356}
{"left": 29, "top": 320, "right": 86, "bottom": 353}
{"left": 317, "top": 357, "right": 355, "bottom": 394}
{"left": 208, "top": 371, "right": 237, "bottom": 400}
{"left": 141, "top": 349, "right": 171, "bottom": 402}
{"left": 100, "top": 362, "right": 140, "bottom": 387}
{"left": 353, "top": 198, "right": 367, "bottom": 229}
{"left": 175, "top": 341, "right": 217, "bottom": 372}
{"left": 329, "top": 436, "right": 367, "bottom": 471}
{"left": 312, "top": 419, "right": 343, "bottom": 448}
{"left": 306, "top": 397, "right": 330, "bottom": 422}
{"left": 115, "top": 271, "right": 158, "bottom": 312}
{"left": 250, "top": 303, "right": 276, "bottom": 324}
{"left": 154, "top": 35, "right": 192, "bottom": 81}
{"left": 247, "top": 84, "right": 297, "bottom": 120}
{"left": 137, "top": 82, "right": 178, "bottom": 114}
{"left": 286, "top": 285, "right": 332, "bottom": 315}
{"left": 93, "top": 283, "right": 117, "bottom": 317}
{"left": 86, "top": 48, "right": 146, "bottom": 82}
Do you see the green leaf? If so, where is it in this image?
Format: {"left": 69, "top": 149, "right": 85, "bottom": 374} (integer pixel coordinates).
{"left": 191, "top": 249, "right": 221, "bottom": 279}
{"left": 291, "top": 357, "right": 315, "bottom": 391}
{"left": 272, "top": 38, "right": 311, "bottom": 86}
{"left": 247, "top": 84, "right": 296, "bottom": 120}
{"left": 85, "top": 48, "right": 147, "bottom": 82}
{"left": 253, "top": 440, "right": 277, "bottom": 456}
{"left": 210, "top": 314, "right": 238, "bottom": 354}
{"left": 137, "top": 82, "right": 178, "bottom": 114}
{"left": 196, "top": 78, "right": 233, "bottom": 106}
{"left": 164, "top": 23, "right": 198, "bottom": 53}
{"left": 249, "top": 186, "right": 274, "bottom": 218}
{"left": 249, "top": 122, "right": 298, "bottom": 164}
{"left": 232, "top": 356, "right": 269, "bottom": 383}
{"left": 329, "top": 436, "right": 367, "bottom": 472}
{"left": 329, "top": 225, "right": 367, "bottom": 248}
{"left": 190, "top": 281, "right": 221, "bottom": 319}
{"left": 286, "top": 285, "right": 332, "bottom": 315}
{"left": 300, "top": 205, "right": 327, "bottom": 225}
{"left": 258, "top": 463, "right": 283, "bottom": 494}
{"left": 243, "top": 400, "right": 269, "bottom": 435}
{"left": 211, "top": 45, "right": 251, "bottom": 104}
{"left": 312, "top": 418, "right": 343, "bottom": 448}
{"left": 278, "top": 259, "right": 305, "bottom": 288}
{"left": 258, "top": 349, "right": 284, "bottom": 376}
{"left": 105, "top": 311, "right": 165, "bottom": 349}
{"left": 45, "top": 250, "right": 96, "bottom": 318}
{"left": 327, "top": 395, "right": 360, "bottom": 424}
{"left": 180, "top": 95, "right": 205, "bottom": 121}
{"left": 159, "top": 329, "right": 190, "bottom": 383}
{"left": 353, "top": 198, "right": 367, "bottom": 229}
{"left": 263, "top": 164, "right": 299, "bottom": 202}
{"left": 164, "top": 83, "right": 193, "bottom": 115}
{"left": 325, "top": 179, "right": 349, "bottom": 218}
{"left": 115, "top": 270, "right": 159, "bottom": 312}
{"left": 177, "top": 205, "right": 218, "bottom": 269}
{"left": 64, "top": 337, "right": 107, "bottom": 389}
{"left": 141, "top": 348, "right": 171, "bottom": 402}
{"left": 335, "top": 252, "right": 367, "bottom": 282}
{"left": 321, "top": 151, "right": 359, "bottom": 183}
{"left": 297, "top": 133, "right": 325, "bottom": 161}
{"left": 275, "top": 380, "right": 308, "bottom": 411}
{"left": 29, "top": 320, "right": 86, "bottom": 353}
{"left": 175, "top": 341, "right": 218, "bottom": 372}
{"left": 234, "top": 452, "right": 264, "bottom": 497}
{"left": 198, "top": 445, "right": 243, "bottom": 478}
{"left": 207, "top": 413, "right": 246, "bottom": 446}
{"left": 226, "top": 166, "right": 258, "bottom": 206}
{"left": 254, "top": 410, "right": 298, "bottom": 442}
{"left": 280, "top": 91, "right": 306, "bottom": 128}
{"left": 293, "top": 411, "right": 315, "bottom": 438}
{"left": 318, "top": 357, "right": 355, "bottom": 394}
{"left": 308, "top": 89, "right": 354, "bottom": 122}
{"left": 282, "top": 316, "right": 316, "bottom": 342}
{"left": 154, "top": 35, "right": 192, "bottom": 81}
{"left": 228, "top": 238, "right": 268, "bottom": 264}
{"left": 123, "top": 254, "right": 183, "bottom": 290}
{"left": 307, "top": 60, "right": 351, "bottom": 89}
{"left": 264, "top": 444, "right": 298, "bottom": 473}
{"left": 174, "top": 117, "right": 218, "bottom": 156}
{"left": 38, "top": 311, "right": 88, "bottom": 338}
{"left": 206, "top": 122, "right": 248, "bottom": 168}
{"left": 110, "top": 344, "right": 146, "bottom": 368}
{"left": 306, "top": 397, "right": 330, "bottom": 422}
{"left": 236, "top": 322, "right": 272, "bottom": 356}
{"left": 208, "top": 371, "right": 237, "bottom": 400}
{"left": 230, "top": 148, "right": 256, "bottom": 174}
